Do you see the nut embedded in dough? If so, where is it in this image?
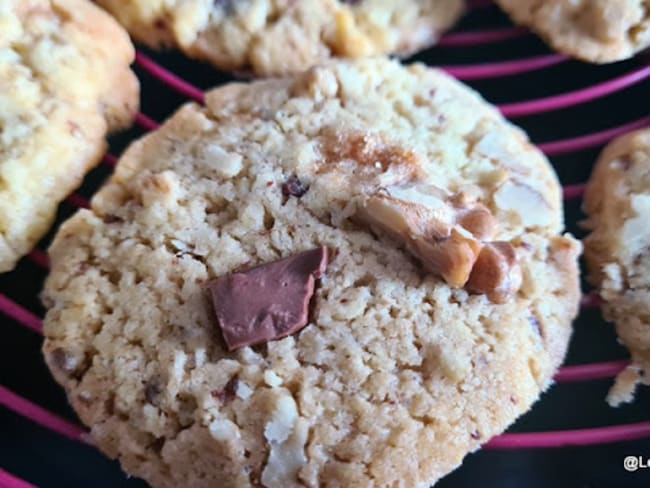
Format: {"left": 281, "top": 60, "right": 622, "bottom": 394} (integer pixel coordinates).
{"left": 467, "top": 242, "right": 523, "bottom": 304}
{"left": 356, "top": 182, "right": 522, "bottom": 301}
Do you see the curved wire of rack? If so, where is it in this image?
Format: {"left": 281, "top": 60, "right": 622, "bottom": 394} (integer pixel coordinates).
{"left": 2, "top": 4, "right": 650, "bottom": 486}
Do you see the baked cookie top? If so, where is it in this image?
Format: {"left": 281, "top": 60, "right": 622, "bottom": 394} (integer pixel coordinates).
{"left": 95, "top": 0, "right": 464, "bottom": 76}
{"left": 42, "top": 58, "right": 580, "bottom": 488}
{"left": 495, "top": 0, "right": 650, "bottom": 63}
{"left": 583, "top": 128, "right": 650, "bottom": 406}
{"left": 0, "top": 0, "right": 139, "bottom": 272}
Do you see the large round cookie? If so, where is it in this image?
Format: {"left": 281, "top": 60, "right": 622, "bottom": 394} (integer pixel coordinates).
{"left": 583, "top": 128, "right": 650, "bottom": 406}
{"left": 495, "top": 0, "right": 650, "bottom": 63}
{"left": 0, "top": 0, "right": 139, "bottom": 272}
{"left": 42, "top": 58, "right": 580, "bottom": 487}
{"left": 95, "top": 0, "right": 464, "bottom": 76}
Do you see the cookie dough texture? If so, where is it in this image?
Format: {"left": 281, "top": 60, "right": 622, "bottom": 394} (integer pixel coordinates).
{"left": 0, "top": 0, "right": 139, "bottom": 272}
{"left": 95, "top": 0, "right": 464, "bottom": 76}
{"left": 42, "top": 59, "right": 580, "bottom": 487}
{"left": 495, "top": 0, "right": 650, "bottom": 63}
{"left": 584, "top": 128, "right": 650, "bottom": 406}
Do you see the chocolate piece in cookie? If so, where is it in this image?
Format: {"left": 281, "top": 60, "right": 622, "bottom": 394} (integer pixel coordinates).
{"left": 208, "top": 247, "right": 329, "bottom": 350}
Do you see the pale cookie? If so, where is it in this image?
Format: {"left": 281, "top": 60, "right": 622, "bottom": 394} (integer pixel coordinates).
{"left": 95, "top": 0, "right": 464, "bottom": 76}
{"left": 42, "top": 58, "right": 580, "bottom": 488}
{"left": 495, "top": 0, "right": 650, "bottom": 63}
{"left": 0, "top": 0, "right": 139, "bottom": 272}
{"left": 583, "top": 128, "right": 650, "bottom": 406}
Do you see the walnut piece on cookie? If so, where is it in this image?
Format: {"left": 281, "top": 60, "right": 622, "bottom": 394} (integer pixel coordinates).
{"left": 495, "top": 0, "right": 650, "bottom": 63}
{"left": 355, "top": 182, "right": 522, "bottom": 302}
{"left": 42, "top": 59, "right": 580, "bottom": 488}
{"left": 583, "top": 128, "right": 650, "bottom": 406}
{"left": 0, "top": 0, "right": 139, "bottom": 272}
{"left": 94, "top": 0, "right": 464, "bottom": 76}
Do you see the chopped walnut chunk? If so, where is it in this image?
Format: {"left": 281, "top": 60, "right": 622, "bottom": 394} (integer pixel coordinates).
{"left": 466, "top": 242, "right": 522, "bottom": 304}
{"left": 355, "top": 182, "right": 521, "bottom": 302}
{"left": 493, "top": 180, "right": 552, "bottom": 228}
{"left": 456, "top": 205, "right": 496, "bottom": 241}
{"left": 411, "top": 230, "right": 481, "bottom": 287}
{"left": 357, "top": 186, "right": 454, "bottom": 241}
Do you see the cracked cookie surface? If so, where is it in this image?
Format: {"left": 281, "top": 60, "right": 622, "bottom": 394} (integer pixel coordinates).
{"left": 42, "top": 58, "right": 580, "bottom": 487}
{"left": 95, "top": 0, "right": 464, "bottom": 76}
{"left": 584, "top": 128, "right": 650, "bottom": 406}
{"left": 495, "top": 0, "right": 650, "bottom": 63}
{"left": 0, "top": 0, "right": 139, "bottom": 272}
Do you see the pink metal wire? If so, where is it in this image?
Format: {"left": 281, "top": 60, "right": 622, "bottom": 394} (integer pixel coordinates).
{"left": 581, "top": 294, "right": 602, "bottom": 309}
{"left": 443, "top": 54, "right": 567, "bottom": 80}
{"left": 438, "top": 27, "right": 528, "bottom": 46}
{"left": 539, "top": 116, "right": 650, "bottom": 156}
{"left": 135, "top": 52, "right": 205, "bottom": 103}
{"left": 555, "top": 361, "right": 629, "bottom": 382}
{"left": 135, "top": 112, "right": 160, "bottom": 131}
{"left": 102, "top": 153, "right": 118, "bottom": 167}
{"left": 485, "top": 421, "right": 650, "bottom": 449}
{"left": 0, "top": 468, "right": 37, "bottom": 488}
{"left": 128, "top": 48, "right": 645, "bottom": 118}
{"left": 130, "top": 52, "right": 649, "bottom": 122}
{"left": 0, "top": 294, "right": 42, "bottom": 334}
{"left": 562, "top": 184, "right": 585, "bottom": 200}
{"left": 65, "top": 193, "right": 89, "bottom": 209}
{"left": 501, "top": 65, "right": 650, "bottom": 118}
{"left": 0, "top": 385, "right": 88, "bottom": 444}
{"left": 26, "top": 250, "right": 49, "bottom": 269}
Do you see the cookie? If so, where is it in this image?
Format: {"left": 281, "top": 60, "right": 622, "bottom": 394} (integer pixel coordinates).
{"left": 495, "top": 0, "right": 650, "bottom": 63}
{"left": 583, "top": 128, "right": 650, "bottom": 406}
{"left": 42, "top": 58, "right": 580, "bottom": 487}
{"left": 0, "top": 0, "right": 139, "bottom": 272}
{"left": 95, "top": 0, "right": 464, "bottom": 76}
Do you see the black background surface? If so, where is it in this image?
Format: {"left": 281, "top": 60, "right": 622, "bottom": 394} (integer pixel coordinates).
{"left": 1, "top": 3, "right": 650, "bottom": 487}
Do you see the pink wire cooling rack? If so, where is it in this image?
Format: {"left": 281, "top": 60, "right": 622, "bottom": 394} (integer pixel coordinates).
{"left": 1, "top": 1, "right": 650, "bottom": 486}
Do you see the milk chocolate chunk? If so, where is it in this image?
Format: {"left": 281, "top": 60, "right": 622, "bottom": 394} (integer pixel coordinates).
{"left": 208, "top": 247, "right": 329, "bottom": 350}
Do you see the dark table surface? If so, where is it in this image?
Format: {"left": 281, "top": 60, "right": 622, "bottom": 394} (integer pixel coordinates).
{"left": 1, "top": 4, "right": 649, "bottom": 488}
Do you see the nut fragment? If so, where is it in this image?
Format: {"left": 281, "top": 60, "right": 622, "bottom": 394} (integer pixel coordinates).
{"left": 355, "top": 183, "right": 521, "bottom": 302}
{"left": 261, "top": 392, "right": 307, "bottom": 488}
{"left": 493, "top": 180, "right": 552, "bottom": 228}
{"left": 357, "top": 187, "right": 454, "bottom": 241}
{"left": 456, "top": 205, "right": 496, "bottom": 240}
{"left": 411, "top": 230, "right": 481, "bottom": 287}
{"left": 466, "top": 242, "right": 522, "bottom": 303}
